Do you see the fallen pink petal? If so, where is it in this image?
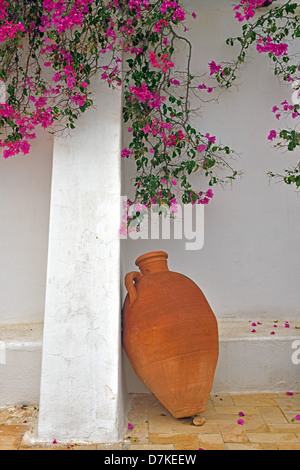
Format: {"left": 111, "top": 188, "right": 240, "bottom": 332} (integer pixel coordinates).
{"left": 237, "top": 419, "right": 245, "bottom": 425}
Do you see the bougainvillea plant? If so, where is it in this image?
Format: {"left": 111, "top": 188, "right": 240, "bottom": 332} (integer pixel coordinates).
{"left": 0, "top": 0, "right": 299, "bottom": 231}
{"left": 209, "top": 0, "right": 300, "bottom": 188}
{"left": 0, "top": 0, "right": 239, "bottom": 232}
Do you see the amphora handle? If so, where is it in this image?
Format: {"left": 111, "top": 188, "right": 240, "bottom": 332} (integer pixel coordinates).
{"left": 125, "top": 271, "right": 143, "bottom": 306}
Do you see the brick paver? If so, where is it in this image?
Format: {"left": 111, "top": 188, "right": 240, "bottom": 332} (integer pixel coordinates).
{"left": 0, "top": 392, "right": 299, "bottom": 450}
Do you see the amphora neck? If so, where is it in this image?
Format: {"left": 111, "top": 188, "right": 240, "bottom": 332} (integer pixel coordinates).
{"left": 135, "top": 251, "right": 169, "bottom": 275}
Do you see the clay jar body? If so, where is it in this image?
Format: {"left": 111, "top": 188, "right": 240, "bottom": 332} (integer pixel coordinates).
{"left": 123, "top": 251, "right": 219, "bottom": 419}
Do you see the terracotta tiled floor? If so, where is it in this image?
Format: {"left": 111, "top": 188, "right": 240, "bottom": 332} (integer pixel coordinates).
{"left": 0, "top": 392, "right": 300, "bottom": 450}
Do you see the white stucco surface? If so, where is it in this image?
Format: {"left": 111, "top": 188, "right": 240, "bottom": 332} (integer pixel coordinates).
{"left": 37, "top": 80, "right": 126, "bottom": 443}
{"left": 1, "top": 320, "right": 299, "bottom": 408}
{"left": 0, "top": 323, "right": 43, "bottom": 406}
{"left": 121, "top": 0, "right": 300, "bottom": 392}
{"left": 121, "top": 0, "right": 300, "bottom": 322}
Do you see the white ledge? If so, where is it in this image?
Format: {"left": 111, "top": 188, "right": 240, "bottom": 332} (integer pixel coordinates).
{"left": 1, "top": 320, "right": 299, "bottom": 345}
{"left": 0, "top": 323, "right": 43, "bottom": 350}
{"left": 218, "top": 320, "right": 300, "bottom": 341}
{"left": 1, "top": 320, "right": 300, "bottom": 405}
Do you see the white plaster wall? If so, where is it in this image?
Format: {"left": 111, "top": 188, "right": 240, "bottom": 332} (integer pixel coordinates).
{"left": 0, "top": 131, "right": 53, "bottom": 324}
{"left": 121, "top": 0, "right": 300, "bottom": 392}
{"left": 0, "top": 1, "right": 298, "bottom": 329}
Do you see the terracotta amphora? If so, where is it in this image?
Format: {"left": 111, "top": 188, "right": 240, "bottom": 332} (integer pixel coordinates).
{"left": 122, "top": 251, "right": 219, "bottom": 419}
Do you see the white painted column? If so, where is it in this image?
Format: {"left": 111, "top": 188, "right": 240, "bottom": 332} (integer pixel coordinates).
{"left": 38, "top": 80, "right": 125, "bottom": 443}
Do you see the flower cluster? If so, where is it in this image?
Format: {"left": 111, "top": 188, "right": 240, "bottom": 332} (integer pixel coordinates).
{"left": 129, "top": 83, "right": 166, "bottom": 110}
{"left": 210, "top": 0, "right": 300, "bottom": 189}
{"left": 0, "top": 1, "right": 7, "bottom": 20}
{"left": 148, "top": 52, "right": 175, "bottom": 72}
{"left": 272, "top": 100, "right": 299, "bottom": 121}
{"left": 160, "top": 0, "right": 185, "bottom": 21}
{"left": 141, "top": 118, "right": 173, "bottom": 137}
{"left": 41, "top": 0, "right": 95, "bottom": 33}
{"left": 0, "top": 0, "right": 239, "bottom": 230}
{"left": 0, "top": 20, "right": 25, "bottom": 41}
{"left": 256, "top": 37, "right": 288, "bottom": 57}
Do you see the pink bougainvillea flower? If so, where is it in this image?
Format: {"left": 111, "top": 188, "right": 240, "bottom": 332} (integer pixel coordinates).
{"left": 270, "top": 331, "right": 275, "bottom": 335}
{"left": 237, "top": 419, "right": 245, "bottom": 425}
{"left": 208, "top": 60, "right": 222, "bottom": 76}
{"left": 52, "top": 72, "right": 61, "bottom": 83}
{"left": 154, "top": 19, "right": 169, "bottom": 33}
{"left": 205, "top": 133, "right": 216, "bottom": 144}
{"left": 169, "top": 78, "right": 180, "bottom": 86}
{"left": 251, "top": 329, "right": 256, "bottom": 333}
{"left": 121, "top": 148, "right": 132, "bottom": 158}
{"left": 252, "top": 323, "right": 257, "bottom": 327}
{"left": 171, "top": 180, "right": 177, "bottom": 186}
{"left": 256, "top": 38, "right": 288, "bottom": 57}
{"left": 268, "top": 130, "right": 277, "bottom": 141}
{"left": 233, "top": 1, "right": 275, "bottom": 23}
{"left": 53, "top": 439, "right": 57, "bottom": 444}
{"left": 239, "top": 412, "right": 245, "bottom": 417}
{"left": 70, "top": 94, "right": 86, "bottom": 107}
{"left": 295, "top": 415, "right": 300, "bottom": 421}
{"left": 286, "top": 392, "right": 293, "bottom": 396}
{"left": 198, "top": 197, "right": 210, "bottom": 205}
{"left": 285, "top": 323, "right": 290, "bottom": 328}
{"left": 148, "top": 51, "right": 175, "bottom": 72}
{"left": 127, "top": 423, "right": 133, "bottom": 430}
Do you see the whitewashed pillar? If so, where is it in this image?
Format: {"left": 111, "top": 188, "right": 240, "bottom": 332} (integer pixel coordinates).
{"left": 38, "top": 80, "right": 125, "bottom": 443}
